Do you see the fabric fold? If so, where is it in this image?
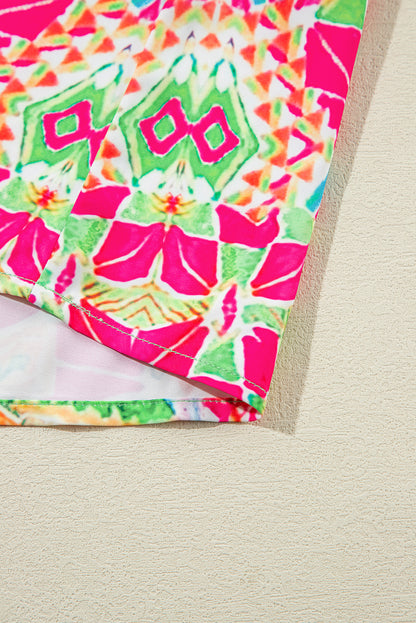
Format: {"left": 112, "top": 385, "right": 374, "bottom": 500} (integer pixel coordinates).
{"left": 0, "top": 0, "right": 367, "bottom": 425}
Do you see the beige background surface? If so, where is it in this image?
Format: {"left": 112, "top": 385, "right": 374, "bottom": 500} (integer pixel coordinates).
{"left": 0, "top": 1, "right": 415, "bottom": 621}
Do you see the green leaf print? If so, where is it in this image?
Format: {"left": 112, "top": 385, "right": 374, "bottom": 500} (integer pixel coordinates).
{"left": 242, "top": 304, "right": 288, "bottom": 334}
{"left": 193, "top": 338, "right": 239, "bottom": 382}
{"left": 316, "top": 0, "right": 367, "bottom": 30}
{"left": 117, "top": 400, "right": 174, "bottom": 424}
{"left": 81, "top": 278, "right": 213, "bottom": 329}
{"left": 0, "top": 177, "right": 70, "bottom": 231}
{"left": 282, "top": 208, "right": 314, "bottom": 244}
{"left": 62, "top": 216, "right": 109, "bottom": 256}
{"left": 221, "top": 244, "right": 265, "bottom": 288}
{"left": 121, "top": 191, "right": 214, "bottom": 237}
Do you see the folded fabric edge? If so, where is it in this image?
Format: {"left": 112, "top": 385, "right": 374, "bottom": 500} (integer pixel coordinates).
{"left": 0, "top": 271, "right": 265, "bottom": 425}
{"left": 0, "top": 398, "right": 260, "bottom": 426}
{"left": 0, "top": 0, "right": 369, "bottom": 426}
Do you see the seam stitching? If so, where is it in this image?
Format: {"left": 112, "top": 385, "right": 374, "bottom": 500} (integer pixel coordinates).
{"left": 0, "top": 271, "right": 266, "bottom": 393}
{"left": 0, "top": 398, "right": 241, "bottom": 406}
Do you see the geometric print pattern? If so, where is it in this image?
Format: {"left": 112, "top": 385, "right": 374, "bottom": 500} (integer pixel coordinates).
{"left": 0, "top": 0, "right": 367, "bottom": 425}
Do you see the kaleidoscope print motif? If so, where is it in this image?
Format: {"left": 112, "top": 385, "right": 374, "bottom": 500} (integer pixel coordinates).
{"left": 119, "top": 53, "right": 259, "bottom": 195}
{"left": 0, "top": 0, "right": 368, "bottom": 425}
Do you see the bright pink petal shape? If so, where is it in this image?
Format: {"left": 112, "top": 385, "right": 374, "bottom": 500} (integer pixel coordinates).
{"left": 138, "top": 0, "right": 162, "bottom": 20}
{"left": 231, "top": 0, "right": 251, "bottom": 13}
{"left": 0, "top": 208, "right": 29, "bottom": 250}
{"left": 192, "top": 376, "right": 243, "bottom": 400}
{"left": 69, "top": 299, "right": 134, "bottom": 355}
{"left": 318, "top": 93, "right": 345, "bottom": 130}
{"left": 69, "top": 300, "right": 208, "bottom": 377}
{"left": 243, "top": 327, "right": 279, "bottom": 397}
{"left": 251, "top": 242, "right": 308, "bottom": 300}
{"left": 295, "top": 0, "right": 319, "bottom": 7}
{"left": 88, "top": 126, "right": 109, "bottom": 164}
{"left": 130, "top": 318, "right": 209, "bottom": 376}
{"left": 93, "top": 221, "right": 165, "bottom": 281}
{"left": 217, "top": 204, "right": 279, "bottom": 247}
{"left": 55, "top": 254, "right": 76, "bottom": 296}
{"left": 315, "top": 22, "right": 361, "bottom": 79}
{"left": 72, "top": 185, "right": 130, "bottom": 219}
{"left": 161, "top": 226, "right": 218, "bottom": 295}
{"left": 8, "top": 218, "right": 59, "bottom": 281}
{"left": 0, "top": 168, "right": 11, "bottom": 182}
{"left": 305, "top": 23, "right": 360, "bottom": 100}
{"left": 0, "top": 0, "right": 73, "bottom": 41}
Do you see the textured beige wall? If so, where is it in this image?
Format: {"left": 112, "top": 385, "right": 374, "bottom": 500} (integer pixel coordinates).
{"left": 0, "top": 1, "right": 415, "bottom": 621}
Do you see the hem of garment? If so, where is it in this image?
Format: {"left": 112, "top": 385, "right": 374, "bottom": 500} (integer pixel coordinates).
{"left": 0, "top": 271, "right": 268, "bottom": 408}
{"left": 0, "top": 398, "right": 260, "bottom": 426}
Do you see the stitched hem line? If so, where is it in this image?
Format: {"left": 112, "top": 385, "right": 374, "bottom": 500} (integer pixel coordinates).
{"left": 0, "top": 271, "right": 267, "bottom": 394}
{"left": 0, "top": 398, "right": 243, "bottom": 406}
{"left": 0, "top": 398, "right": 260, "bottom": 426}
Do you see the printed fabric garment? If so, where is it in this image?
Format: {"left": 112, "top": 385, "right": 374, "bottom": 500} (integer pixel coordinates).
{"left": 0, "top": 0, "right": 367, "bottom": 425}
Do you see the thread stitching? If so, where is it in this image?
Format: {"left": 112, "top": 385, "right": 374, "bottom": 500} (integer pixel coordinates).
{"left": 0, "top": 271, "right": 266, "bottom": 393}
{"left": 0, "top": 398, "right": 242, "bottom": 406}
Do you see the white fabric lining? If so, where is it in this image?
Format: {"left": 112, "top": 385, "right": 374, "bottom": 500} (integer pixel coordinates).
{"left": 0, "top": 294, "right": 224, "bottom": 402}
